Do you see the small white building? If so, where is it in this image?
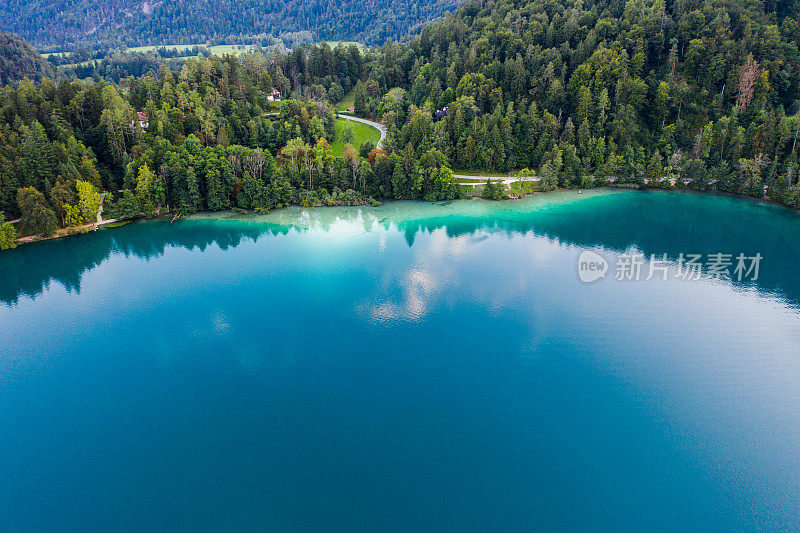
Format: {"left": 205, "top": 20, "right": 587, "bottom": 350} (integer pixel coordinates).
{"left": 266, "top": 89, "right": 282, "bottom": 102}
{"left": 131, "top": 112, "right": 149, "bottom": 131}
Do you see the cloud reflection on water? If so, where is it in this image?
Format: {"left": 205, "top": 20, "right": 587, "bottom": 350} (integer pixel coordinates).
{"left": 2, "top": 189, "right": 800, "bottom": 307}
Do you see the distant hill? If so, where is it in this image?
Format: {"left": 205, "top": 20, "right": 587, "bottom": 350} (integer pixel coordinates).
{"left": 0, "top": 32, "right": 53, "bottom": 84}
{"left": 0, "top": 0, "right": 459, "bottom": 52}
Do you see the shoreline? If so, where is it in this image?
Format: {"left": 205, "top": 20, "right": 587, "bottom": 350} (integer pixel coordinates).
{"left": 7, "top": 186, "right": 799, "bottom": 249}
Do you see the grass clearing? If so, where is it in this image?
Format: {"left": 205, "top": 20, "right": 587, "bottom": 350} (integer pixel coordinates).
{"left": 330, "top": 118, "right": 381, "bottom": 157}
{"left": 43, "top": 43, "right": 258, "bottom": 65}
{"left": 125, "top": 44, "right": 203, "bottom": 54}
{"left": 125, "top": 44, "right": 256, "bottom": 55}
{"left": 207, "top": 44, "right": 257, "bottom": 55}
{"left": 336, "top": 89, "right": 356, "bottom": 113}
{"left": 44, "top": 41, "right": 361, "bottom": 61}
{"left": 321, "top": 41, "right": 366, "bottom": 52}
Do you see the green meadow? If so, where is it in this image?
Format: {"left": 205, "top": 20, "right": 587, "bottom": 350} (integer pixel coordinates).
{"left": 330, "top": 118, "right": 381, "bottom": 157}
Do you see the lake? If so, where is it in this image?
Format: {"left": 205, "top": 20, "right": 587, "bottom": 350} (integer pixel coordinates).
{"left": 2, "top": 189, "right": 800, "bottom": 531}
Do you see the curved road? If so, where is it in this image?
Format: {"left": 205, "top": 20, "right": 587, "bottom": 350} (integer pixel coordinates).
{"left": 454, "top": 175, "right": 541, "bottom": 187}
{"left": 334, "top": 115, "right": 542, "bottom": 188}
{"left": 336, "top": 114, "right": 387, "bottom": 149}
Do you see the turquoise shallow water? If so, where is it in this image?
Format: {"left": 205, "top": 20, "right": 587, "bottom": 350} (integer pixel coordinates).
{"left": 2, "top": 189, "right": 800, "bottom": 531}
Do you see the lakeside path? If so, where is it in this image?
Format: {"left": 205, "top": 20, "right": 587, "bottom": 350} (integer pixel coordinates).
{"left": 97, "top": 192, "right": 118, "bottom": 225}
{"left": 454, "top": 175, "right": 541, "bottom": 187}
{"left": 336, "top": 114, "right": 387, "bottom": 149}
{"left": 14, "top": 193, "right": 118, "bottom": 245}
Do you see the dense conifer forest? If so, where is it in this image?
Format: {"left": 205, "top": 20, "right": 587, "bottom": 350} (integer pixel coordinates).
{"left": 1, "top": 0, "right": 800, "bottom": 248}
{"left": 0, "top": 0, "right": 459, "bottom": 51}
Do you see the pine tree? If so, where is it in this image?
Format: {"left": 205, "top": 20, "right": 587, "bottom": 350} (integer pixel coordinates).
{"left": 185, "top": 166, "right": 202, "bottom": 213}
{"left": 20, "top": 121, "right": 56, "bottom": 190}
{"left": 205, "top": 166, "right": 226, "bottom": 211}
{"left": 17, "top": 187, "right": 57, "bottom": 237}
{"left": 135, "top": 164, "right": 157, "bottom": 216}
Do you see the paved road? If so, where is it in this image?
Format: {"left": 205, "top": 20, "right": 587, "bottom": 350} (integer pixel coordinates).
{"left": 454, "top": 175, "right": 541, "bottom": 187}
{"left": 97, "top": 192, "right": 118, "bottom": 225}
{"left": 336, "top": 114, "right": 387, "bottom": 149}
{"left": 98, "top": 193, "right": 106, "bottom": 223}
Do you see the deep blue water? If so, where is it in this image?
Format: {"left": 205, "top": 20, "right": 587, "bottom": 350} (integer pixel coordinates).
{"left": 2, "top": 189, "right": 800, "bottom": 531}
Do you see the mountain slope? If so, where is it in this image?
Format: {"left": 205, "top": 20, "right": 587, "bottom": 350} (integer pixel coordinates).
{"left": 0, "top": 32, "right": 53, "bottom": 84}
{"left": 0, "top": 0, "right": 459, "bottom": 51}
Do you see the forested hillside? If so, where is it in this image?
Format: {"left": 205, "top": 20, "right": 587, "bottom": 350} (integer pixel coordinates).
{"left": 348, "top": 0, "right": 800, "bottom": 197}
{"left": 1, "top": 0, "right": 800, "bottom": 247}
{"left": 0, "top": 32, "right": 53, "bottom": 85}
{"left": 1, "top": 0, "right": 459, "bottom": 51}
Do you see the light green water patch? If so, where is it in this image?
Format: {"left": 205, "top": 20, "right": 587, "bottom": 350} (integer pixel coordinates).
{"left": 189, "top": 188, "right": 620, "bottom": 228}
{"left": 5, "top": 188, "right": 800, "bottom": 307}
{"left": 185, "top": 187, "right": 800, "bottom": 260}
